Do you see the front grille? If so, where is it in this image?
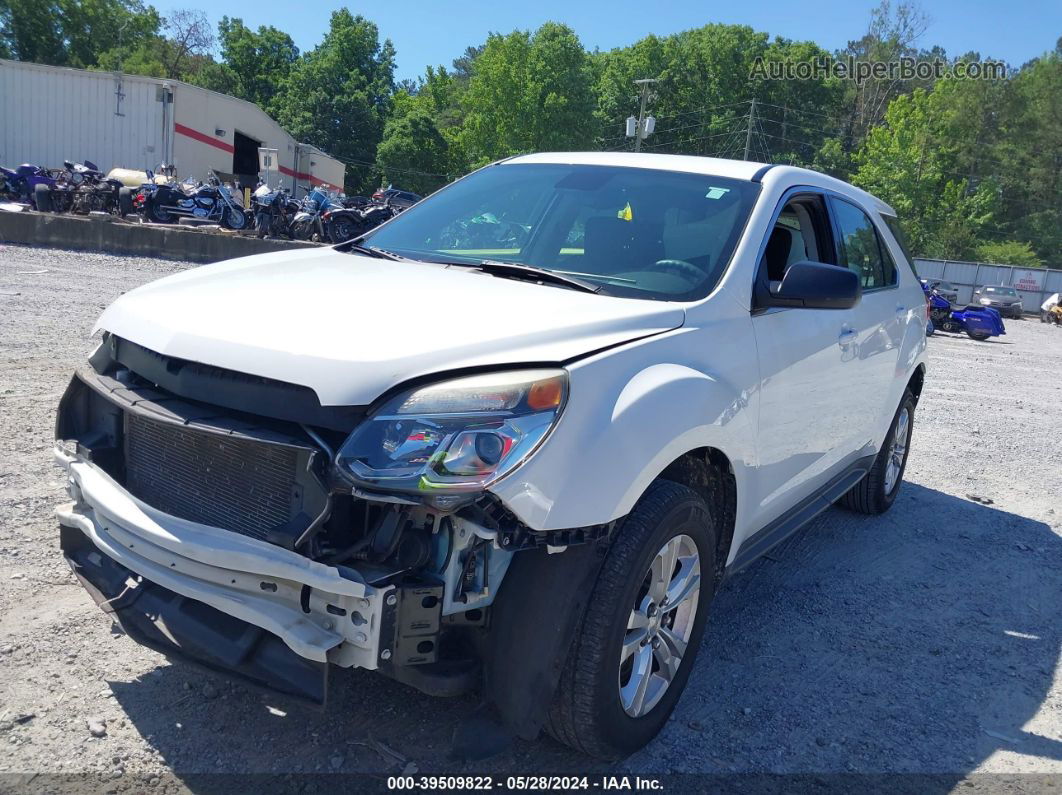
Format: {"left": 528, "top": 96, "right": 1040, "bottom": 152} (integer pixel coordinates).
{"left": 124, "top": 412, "right": 299, "bottom": 541}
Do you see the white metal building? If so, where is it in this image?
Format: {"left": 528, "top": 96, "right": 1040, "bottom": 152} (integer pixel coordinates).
{"left": 0, "top": 59, "right": 345, "bottom": 192}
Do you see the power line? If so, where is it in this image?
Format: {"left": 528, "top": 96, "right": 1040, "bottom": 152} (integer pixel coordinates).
{"left": 653, "top": 99, "right": 752, "bottom": 123}
{"left": 639, "top": 119, "right": 750, "bottom": 153}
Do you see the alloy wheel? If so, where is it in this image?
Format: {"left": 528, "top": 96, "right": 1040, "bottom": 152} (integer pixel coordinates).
{"left": 618, "top": 534, "right": 701, "bottom": 718}
{"left": 884, "top": 406, "right": 910, "bottom": 495}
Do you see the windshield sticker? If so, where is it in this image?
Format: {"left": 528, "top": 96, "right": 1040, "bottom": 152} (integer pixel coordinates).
{"left": 705, "top": 187, "right": 731, "bottom": 200}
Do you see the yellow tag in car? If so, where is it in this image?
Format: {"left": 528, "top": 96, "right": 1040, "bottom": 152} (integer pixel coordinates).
{"left": 617, "top": 202, "right": 633, "bottom": 222}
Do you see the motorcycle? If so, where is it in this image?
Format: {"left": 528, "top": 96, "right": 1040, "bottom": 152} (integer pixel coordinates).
{"left": 137, "top": 170, "right": 249, "bottom": 229}
{"left": 925, "top": 284, "right": 1006, "bottom": 341}
{"left": 34, "top": 160, "right": 124, "bottom": 214}
{"left": 251, "top": 183, "right": 299, "bottom": 239}
{"left": 290, "top": 186, "right": 343, "bottom": 242}
{"left": 1, "top": 163, "right": 59, "bottom": 207}
{"left": 321, "top": 197, "right": 406, "bottom": 243}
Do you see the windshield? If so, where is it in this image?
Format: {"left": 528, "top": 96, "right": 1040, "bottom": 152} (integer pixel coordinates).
{"left": 984, "top": 286, "right": 1016, "bottom": 296}
{"left": 360, "top": 163, "right": 759, "bottom": 300}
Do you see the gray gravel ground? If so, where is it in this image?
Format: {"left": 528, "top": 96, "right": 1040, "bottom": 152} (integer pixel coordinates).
{"left": 0, "top": 243, "right": 1060, "bottom": 792}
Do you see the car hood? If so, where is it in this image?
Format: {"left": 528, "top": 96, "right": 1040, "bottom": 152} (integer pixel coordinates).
{"left": 96, "top": 247, "right": 686, "bottom": 405}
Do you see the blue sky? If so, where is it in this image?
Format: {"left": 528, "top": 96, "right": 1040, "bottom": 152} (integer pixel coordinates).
{"left": 163, "top": 0, "right": 1060, "bottom": 82}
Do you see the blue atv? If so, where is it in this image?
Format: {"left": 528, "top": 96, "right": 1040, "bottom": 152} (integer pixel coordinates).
{"left": 922, "top": 281, "right": 1005, "bottom": 341}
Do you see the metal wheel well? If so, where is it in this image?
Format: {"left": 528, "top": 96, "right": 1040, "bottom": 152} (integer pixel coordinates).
{"left": 658, "top": 448, "right": 736, "bottom": 584}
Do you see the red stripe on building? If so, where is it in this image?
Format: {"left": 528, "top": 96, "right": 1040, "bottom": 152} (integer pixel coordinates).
{"left": 174, "top": 123, "right": 235, "bottom": 153}
{"left": 279, "top": 164, "right": 342, "bottom": 192}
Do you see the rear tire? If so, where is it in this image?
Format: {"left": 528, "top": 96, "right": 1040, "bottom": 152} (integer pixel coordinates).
{"left": 546, "top": 480, "right": 717, "bottom": 759}
{"left": 330, "top": 216, "right": 359, "bottom": 244}
{"left": 967, "top": 331, "right": 990, "bottom": 341}
{"left": 840, "top": 390, "right": 915, "bottom": 515}
{"left": 146, "top": 200, "right": 171, "bottom": 224}
{"left": 117, "top": 188, "right": 134, "bottom": 217}
{"left": 34, "top": 184, "right": 52, "bottom": 212}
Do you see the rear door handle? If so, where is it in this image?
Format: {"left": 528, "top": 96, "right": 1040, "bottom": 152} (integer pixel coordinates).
{"left": 896, "top": 305, "right": 908, "bottom": 318}
{"left": 838, "top": 327, "right": 858, "bottom": 345}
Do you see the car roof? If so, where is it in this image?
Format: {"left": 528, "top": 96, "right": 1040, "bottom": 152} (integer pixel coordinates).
{"left": 501, "top": 152, "right": 896, "bottom": 215}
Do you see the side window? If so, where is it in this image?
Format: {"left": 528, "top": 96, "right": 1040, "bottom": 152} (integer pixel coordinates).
{"left": 760, "top": 195, "right": 833, "bottom": 284}
{"left": 881, "top": 214, "right": 916, "bottom": 278}
{"left": 831, "top": 198, "right": 895, "bottom": 289}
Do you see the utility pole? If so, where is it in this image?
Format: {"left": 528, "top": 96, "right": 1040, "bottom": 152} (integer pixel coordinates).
{"left": 743, "top": 98, "right": 757, "bottom": 161}
{"left": 631, "top": 78, "right": 658, "bottom": 152}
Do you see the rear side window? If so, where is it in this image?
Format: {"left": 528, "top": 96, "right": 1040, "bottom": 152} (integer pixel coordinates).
{"left": 831, "top": 198, "right": 896, "bottom": 289}
{"left": 881, "top": 214, "right": 917, "bottom": 277}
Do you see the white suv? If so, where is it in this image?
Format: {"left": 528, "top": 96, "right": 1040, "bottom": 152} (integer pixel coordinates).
{"left": 55, "top": 153, "right": 927, "bottom": 759}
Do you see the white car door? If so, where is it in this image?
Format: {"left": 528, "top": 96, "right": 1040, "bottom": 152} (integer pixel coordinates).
{"left": 749, "top": 191, "right": 866, "bottom": 530}
{"left": 827, "top": 195, "right": 904, "bottom": 445}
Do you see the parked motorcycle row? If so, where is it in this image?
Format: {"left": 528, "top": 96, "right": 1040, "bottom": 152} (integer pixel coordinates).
{"left": 2, "top": 158, "right": 421, "bottom": 243}
{"left": 250, "top": 183, "right": 420, "bottom": 243}
{"left": 0, "top": 160, "right": 125, "bottom": 214}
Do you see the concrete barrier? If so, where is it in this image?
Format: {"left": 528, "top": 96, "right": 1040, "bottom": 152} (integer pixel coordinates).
{"left": 0, "top": 210, "right": 322, "bottom": 264}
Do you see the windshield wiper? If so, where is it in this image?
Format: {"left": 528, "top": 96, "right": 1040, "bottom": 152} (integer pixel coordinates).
{"left": 454, "top": 260, "right": 601, "bottom": 293}
{"left": 346, "top": 242, "right": 406, "bottom": 261}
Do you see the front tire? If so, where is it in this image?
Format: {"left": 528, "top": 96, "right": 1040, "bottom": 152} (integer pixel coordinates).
{"left": 34, "top": 184, "right": 52, "bottom": 212}
{"left": 546, "top": 480, "right": 717, "bottom": 759}
{"left": 967, "top": 330, "right": 990, "bottom": 341}
{"left": 222, "top": 207, "right": 248, "bottom": 230}
{"left": 840, "top": 390, "right": 915, "bottom": 514}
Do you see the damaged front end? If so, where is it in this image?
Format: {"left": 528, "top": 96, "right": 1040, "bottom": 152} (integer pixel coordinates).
{"left": 55, "top": 335, "right": 608, "bottom": 706}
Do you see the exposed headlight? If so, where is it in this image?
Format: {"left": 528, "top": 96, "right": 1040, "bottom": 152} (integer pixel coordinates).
{"left": 980, "top": 298, "right": 992, "bottom": 305}
{"left": 337, "top": 369, "right": 567, "bottom": 501}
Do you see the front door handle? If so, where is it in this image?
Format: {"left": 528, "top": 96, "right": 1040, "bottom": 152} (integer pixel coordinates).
{"left": 896, "top": 305, "right": 908, "bottom": 318}
{"left": 838, "top": 327, "right": 858, "bottom": 345}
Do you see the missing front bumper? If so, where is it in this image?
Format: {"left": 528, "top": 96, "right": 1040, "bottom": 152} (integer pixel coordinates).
{"left": 60, "top": 523, "right": 330, "bottom": 704}
{"left": 56, "top": 447, "right": 396, "bottom": 675}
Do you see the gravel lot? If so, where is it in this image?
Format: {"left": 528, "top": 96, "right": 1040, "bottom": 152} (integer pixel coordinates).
{"left": 1, "top": 243, "right": 1060, "bottom": 791}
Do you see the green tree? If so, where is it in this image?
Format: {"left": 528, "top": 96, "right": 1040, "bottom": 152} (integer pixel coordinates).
{"left": 1, "top": 0, "right": 160, "bottom": 68}
{"left": 990, "top": 52, "right": 1062, "bottom": 265}
{"left": 273, "top": 10, "right": 395, "bottom": 193}
{"left": 975, "top": 240, "right": 1044, "bottom": 268}
{"left": 195, "top": 17, "right": 298, "bottom": 112}
{"left": 96, "top": 8, "right": 215, "bottom": 81}
{"left": 460, "top": 23, "right": 595, "bottom": 165}
{"left": 854, "top": 82, "right": 1002, "bottom": 259}
{"left": 593, "top": 25, "right": 845, "bottom": 165}
{"left": 376, "top": 110, "right": 449, "bottom": 194}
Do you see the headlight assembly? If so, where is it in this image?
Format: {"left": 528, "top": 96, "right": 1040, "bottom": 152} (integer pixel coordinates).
{"left": 337, "top": 369, "right": 567, "bottom": 501}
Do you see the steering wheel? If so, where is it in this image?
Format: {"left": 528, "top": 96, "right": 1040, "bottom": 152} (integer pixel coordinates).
{"left": 653, "top": 259, "right": 703, "bottom": 281}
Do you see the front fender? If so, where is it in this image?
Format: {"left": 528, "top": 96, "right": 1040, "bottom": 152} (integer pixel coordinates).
{"left": 488, "top": 328, "right": 757, "bottom": 532}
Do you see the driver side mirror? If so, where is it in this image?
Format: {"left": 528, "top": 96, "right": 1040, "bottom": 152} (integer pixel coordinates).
{"left": 756, "top": 260, "right": 861, "bottom": 310}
